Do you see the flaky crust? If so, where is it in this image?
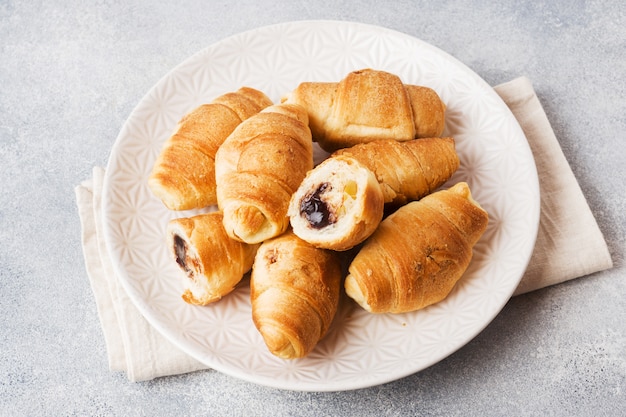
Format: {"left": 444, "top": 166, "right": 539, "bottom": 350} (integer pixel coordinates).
{"left": 288, "top": 155, "right": 384, "bottom": 251}
{"left": 334, "top": 137, "right": 460, "bottom": 205}
{"left": 148, "top": 87, "right": 273, "bottom": 210}
{"left": 406, "top": 85, "right": 447, "bottom": 139}
{"left": 215, "top": 103, "right": 314, "bottom": 244}
{"left": 344, "top": 182, "right": 488, "bottom": 314}
{"left": 250, "top": 230, "right": 342, "bottom": 359}
{"left": 282, "top": 68, "right": 446, "bottom": 152}
{"left": 166, "top": 212, "right": 259, "bottom": 305}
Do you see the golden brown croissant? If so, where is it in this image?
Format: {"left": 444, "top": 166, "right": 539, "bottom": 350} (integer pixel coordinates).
{"left": 333, "top": 137, "right": 460, "bottom": 205}
{"left": 288, "top": 154, "right": 384, "bottom": 251}
{"left": 281, "top": 68, "right": 446, "bottom": 152}
{"left": 215, "top": 103, "right": 314, "bottom": 244}
{"left": 250, "top": 230, "right": 342, "bottom": 359}
{"left": 166, "top": 211, "right": 259, "bottom": 305}
{"left": 344, "top": 182, "right": 488, "bottom": 314}
{"left": 148, "top": 87, "right": 273, "bottom": 210}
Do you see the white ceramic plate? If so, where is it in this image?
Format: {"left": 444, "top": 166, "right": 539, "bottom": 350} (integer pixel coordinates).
{"left": 102, "top": 20, "right": 540, "bottom": 391}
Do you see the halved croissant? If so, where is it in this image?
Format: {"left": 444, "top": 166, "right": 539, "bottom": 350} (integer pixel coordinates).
{"left": 149, "top": 87, "right": 273, "bottom": 210}
{"left": 250, "top": 230, "right": 342, "bottom": 359}
{"left": 344, "top": 182, "right": 488, "bottom": 314}
{"left": 288, "top": 154, "right": 384, "bottom": 251}
{"left": 215, "top": 103, "right": 314, "bottom": 244}
{"left": 333, "top": 137, "right": 460, "bottom": 205}
{"left": 167, "top": 211, "right": 259, "bottom": 305}
{"left": 281, "top": 68, "right": 446, "bottom": 152}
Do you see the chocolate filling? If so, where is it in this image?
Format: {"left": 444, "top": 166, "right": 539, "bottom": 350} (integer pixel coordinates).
{"left": 300, "top": 182, "right": 334, "bottom": 229}
{"left": 173, "top": 235, "right": 193, "bottom": 276}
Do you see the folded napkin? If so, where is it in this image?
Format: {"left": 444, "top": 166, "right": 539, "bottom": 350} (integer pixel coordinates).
{"left": 75, "top": 169, "right": 209, "bottom": 381}
{"left": 493, "top": 77, "right": 613, "bottom": 295}
{"left": 75, "top": 76, "right": 612, "bottom": 382}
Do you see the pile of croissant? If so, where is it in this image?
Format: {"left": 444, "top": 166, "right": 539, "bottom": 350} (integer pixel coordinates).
{"left": 148, "top": 69, "right": 489, "bottom": 360}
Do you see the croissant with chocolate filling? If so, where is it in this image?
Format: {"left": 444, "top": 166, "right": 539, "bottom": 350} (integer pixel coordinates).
{"left": 344, "top": 182, "right": 488, "bottom": 314}
{"left": 333, "top": 137, "right": 460, "bottom": 205}
{"left": 281, "top": 68, "right": 446, "bottom": 152}
{"left": 149, "top": 87, "right": 273, "bottom": 210}
{"left": 167, "top": 212, "right": 259, "bottom": 305}
{"left": 215, "top": 103, "right": 314, "bottom": 244}
{"left": 288, "top": 154, "right": 384, "bottom": 251}
{"left": 250, "top": 230, "right": 342, "bottom": 359}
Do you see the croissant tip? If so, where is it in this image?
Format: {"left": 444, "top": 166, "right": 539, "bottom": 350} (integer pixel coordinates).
{"left": 263, "top": 103, "right": 310, "bottom": 126}
{"left": 344, "top": 274, "right": 374, "bottom": 313}
{"left": 449, "top": 182, "right": 486, "bottom": 211}
{"left": 226, "top": 205, "right": 272, "bottom": 243}
{"left": 257, "top": 324, "right": 302, "bottom": 359}
{"left": 182, "top": 289, "right": 222, "bottom": 306}
{"left": 450, "top": 181, "right": 470, "bottom": 194}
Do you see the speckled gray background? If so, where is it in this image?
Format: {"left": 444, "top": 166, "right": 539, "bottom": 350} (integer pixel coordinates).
{"left": 1, "top": 1, "right": 625, "bottom": 416}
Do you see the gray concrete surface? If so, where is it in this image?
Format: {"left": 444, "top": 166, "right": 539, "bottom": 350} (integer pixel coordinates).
{"left": 1, "top": 1, "right": 624, "bottom": 416}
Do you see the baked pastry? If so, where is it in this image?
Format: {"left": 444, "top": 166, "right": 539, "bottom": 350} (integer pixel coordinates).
{"left": 148, "top": 87, "right": 273, "bottom": 210}
{"left": 405, "top": 85, "right": 447, "bottom": 138}
{"left": 344, "top": 182, "right": 488, "bottom": 314}
{"left": 250, "top": 230, "right": 342, "bottom": 359}
{"left": 215, "top": 103, "right": 314, "bottom": 244}
{"left": 333, "top": 137, "right": 460, "bottom": 205}
{"left": 167, "top": 211, "right": 259, "bottom": 305}
{"left": 288, "top": 154, "right": 384, "bottom": 251}
{"left": 281, "top": 68, "right": 446, "bottom": 151}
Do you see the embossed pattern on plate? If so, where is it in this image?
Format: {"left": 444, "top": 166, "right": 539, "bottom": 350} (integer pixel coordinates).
{"left": 102, "top": 20, "right": 540, "bottom": 391}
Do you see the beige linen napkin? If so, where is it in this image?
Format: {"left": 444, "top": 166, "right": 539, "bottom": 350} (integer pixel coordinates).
{"left": 493, "top": 77, "right": 612, "bottom": 295}
{"left": 75, "top": 76, "right": 612, "bottom": 381}
{"left": 75, "top": 167, "right": 209, "bottom": 381}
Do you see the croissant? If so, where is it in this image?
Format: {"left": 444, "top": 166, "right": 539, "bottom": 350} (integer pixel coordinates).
{"left": 281, "top": 68, "right": 446, "bottom": 152}
{"left": 148, "top": 87, "right": 273, "bottom": 210}
{"left": 288, "top": 154, "right": 384, "bottom": 251}
{"left": 167, "top": 211, "right": 259, "bottom": 305}
{"left": 215, "top": 103, "right": 314, "bottom": 244}
{"left": 333, "top": 137, "right": 460, "bottom": 205}
{"left": 344, "top": 182, "right": 488, "bottom": 314}
{"left": 250, "top": 230, "right": 342, "bottom": 359}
